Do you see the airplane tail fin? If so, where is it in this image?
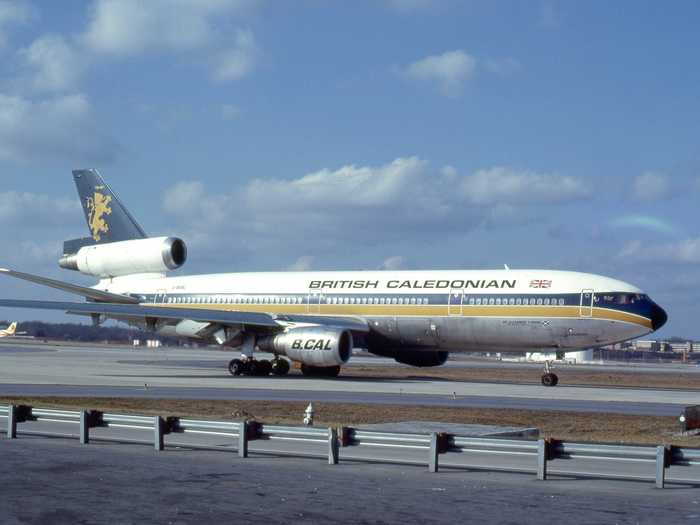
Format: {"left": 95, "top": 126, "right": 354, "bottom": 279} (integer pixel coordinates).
{"left": 64, "top": 169, "right": 147, "bottom": 254}
{"left": 7, "top": 322, "right": 16, "bottom": 335}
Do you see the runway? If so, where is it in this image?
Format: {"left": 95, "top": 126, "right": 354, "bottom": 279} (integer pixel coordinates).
{"left": 0, "top": 342, "right": 697, "bottom": 416}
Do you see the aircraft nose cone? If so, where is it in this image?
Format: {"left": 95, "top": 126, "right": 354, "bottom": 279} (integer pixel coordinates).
{"left": 650, "top": 302, "right": 667, "bottom": 331}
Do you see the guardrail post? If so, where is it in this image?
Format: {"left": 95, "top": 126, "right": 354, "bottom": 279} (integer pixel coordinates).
{"left": 7, "top": 405, "right": 17, "bottom": 439}
{"left": 80, "top": 411, "right": 89, "bottom": 444}
{"left": 328, "top": 427, "right": 339, "bottom": 465}
{"left": 154, "top": 416, "right": 165, "bottom": 451}
{"left": 537, "top": 439, "right": 549, "bottom": 480}
{"left": 238, "top": 421, "right": 248, "bottom": 458}
{"left": 429, "top": 432, "right": 439, "bottom": 473}
{"left": 656, "top": 445, "right": 670, "bottom": 489}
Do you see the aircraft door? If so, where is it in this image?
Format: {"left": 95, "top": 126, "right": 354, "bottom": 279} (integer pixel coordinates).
{"left": 580, "top": 289, "right": 594, "bottom": 317}
{"left": 154, "top": 289, "right": 167, "bottom": 305}
{"left": 307, "top": 289, "right": 324, "bottom": 314}
{"left": 448, "top": 288, "right": 463, "bottom": 315}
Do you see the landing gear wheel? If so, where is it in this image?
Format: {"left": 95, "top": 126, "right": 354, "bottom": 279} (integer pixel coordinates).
{"left": 228, "top": 359, "right": 244, "bottom": 376}
{"left": 257, "top": 359, "right": 273, "bottom": 376}
{"left": 541, "top": 372, "right": 559, "bottom": 387}
{"left": 301, "top": 364, "right": 341, "bottom": 378}
{"left": 247, "top": 360, "right": 260, "bottom": 376}
{"left": 271, "top": 359, "right": 290, "bottom": 376}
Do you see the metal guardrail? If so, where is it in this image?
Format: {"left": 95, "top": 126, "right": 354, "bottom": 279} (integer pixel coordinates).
{"left": 1, "top": 404, "right": 699, "bottom": 488}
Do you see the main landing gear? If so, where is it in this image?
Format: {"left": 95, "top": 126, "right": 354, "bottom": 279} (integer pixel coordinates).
{"left": 228, "top": 357, "right": 290, "bottom": 377}
{"left": 541, "top": 360, "right": 559, "bottom": 387}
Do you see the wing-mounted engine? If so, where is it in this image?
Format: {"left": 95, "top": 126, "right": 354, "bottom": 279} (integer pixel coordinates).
{"left": 257, "top": 326, "right": 353, "bottom": 367}
{"left": 59, "top": 236, "right": 187, "bottom": 278}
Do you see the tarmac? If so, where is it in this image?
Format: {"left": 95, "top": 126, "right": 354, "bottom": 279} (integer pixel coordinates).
{"left": 3, "top": 342, "right": 700, "bottom": 523}
{"left": 2, "top": 436, "right": 699, "bottom": 524}
{"left": 0, "top": 343, "right": 698, "bottom": 416}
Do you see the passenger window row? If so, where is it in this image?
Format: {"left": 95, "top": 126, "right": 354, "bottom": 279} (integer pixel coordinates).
{"left": 326, "top": 297, "right": 429, "bottom": 305}
{"left": 466, "top": 297, "right": 565, "bottom": 306}
{"left": 167, "top": 296, "right": 305, "bottom": 305}
{"left": 163, "top": 295, "right": 564, "bottom": 307}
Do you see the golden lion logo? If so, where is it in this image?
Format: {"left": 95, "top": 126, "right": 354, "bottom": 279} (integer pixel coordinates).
{"left": 86, "top": 186, "right": 112, "bottom": 241}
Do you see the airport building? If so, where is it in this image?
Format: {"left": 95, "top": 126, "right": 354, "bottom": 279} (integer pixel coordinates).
{"left": 630, "top": 340, "right": 697, "bottom": 353}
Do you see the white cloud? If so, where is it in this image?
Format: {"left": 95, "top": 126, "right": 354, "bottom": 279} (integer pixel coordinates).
{"left": 221, "top": 104, "right": 241, "bottom": 120}
{"left": 403, "top": 50, "right": 476, "bottom": 96}
{"left": 19, "top": 35, "right": 85, "bottom": 92}
{"left": 462, "top": 167, "right": 590, "bottom": 205}
{"left": 83, "top": 0, "right": 259, "bottom": 82}
{"left": 484, "top": 57, "right": 522, "bottom": 76}
{"left": 288, "top": 256, "right": 314, "bottom": 271}
{"left": 0, "top": 93, "right": 116, "bottom": 163}
{"left": 0, "top": 191, "right": 78, "bottom": 222}
{"left": 0, "top": 0, "right": 34, "bottom": 48}
{"left": 212, "top": 30, "right": 258, "bottom": 81}
{"left": 379, "top": 256, "right": 405, "bottom": 271}
{"left": 619, "top": 238, "right": 700, "bottom": 264}
{"left": 84, "top": 0, "right": 256, "bottom": 55}
{"left": 246, "top": 157, "right": 428, "bottom": 210}
{"left": 162, "top": 157, "right": 590, "bottom": 253}
{"left": 163, "top": 181, "right": 207, "bottom": 214}
{"left": 15, "top": 240, "right": 63, "bottom": 262}
{"left": 632, "top": 171, "right": 670, "bottom": 201}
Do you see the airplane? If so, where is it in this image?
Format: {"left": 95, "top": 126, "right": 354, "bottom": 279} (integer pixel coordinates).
{"left": 0, "top": 170, "right": 667, "bottom": 386}
{"left": 0, "top": 322, "right": 24, "bottom": 338}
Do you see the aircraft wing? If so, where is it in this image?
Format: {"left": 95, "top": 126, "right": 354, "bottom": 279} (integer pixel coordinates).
{"left": 0, "top": 268, "right": 139, "bottom": 304}
{"left": 0, "top": 299, "right": 370, "bottom": 333}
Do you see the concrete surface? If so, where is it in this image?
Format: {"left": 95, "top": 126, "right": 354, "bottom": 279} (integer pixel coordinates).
{"left": 1, "top": 436, "right": 700, "bottom": 524}
{"left": 0, "top": 344, "right": 698, "bottom": 416}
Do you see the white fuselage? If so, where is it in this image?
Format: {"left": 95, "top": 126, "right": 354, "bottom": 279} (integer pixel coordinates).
{"left": 98, "top": 269, "right": 665, "bottom": 354}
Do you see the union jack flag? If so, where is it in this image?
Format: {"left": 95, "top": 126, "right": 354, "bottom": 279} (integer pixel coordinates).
{"left": 530, "top": 280, "right": 552, "bottom": 288}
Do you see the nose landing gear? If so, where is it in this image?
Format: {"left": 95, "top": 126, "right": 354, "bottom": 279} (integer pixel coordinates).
{"left": 541, "top": 360, "right": 559, "bottom": 387}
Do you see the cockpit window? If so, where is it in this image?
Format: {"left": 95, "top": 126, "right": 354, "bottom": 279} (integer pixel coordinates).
{"left": 616, "top": 294, "right": 630, "bottom": 305}
{"left": 601, "top": 293, "right": 647, "bottom": 305}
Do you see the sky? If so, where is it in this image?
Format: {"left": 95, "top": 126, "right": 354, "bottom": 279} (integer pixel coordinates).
{"left": 0, "top": 0, "right": 698, "bottom": 339}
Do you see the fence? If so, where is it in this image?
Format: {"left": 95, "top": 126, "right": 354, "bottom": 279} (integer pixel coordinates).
{"left": 1, "top": 404, "right": 699, "bottom": 489}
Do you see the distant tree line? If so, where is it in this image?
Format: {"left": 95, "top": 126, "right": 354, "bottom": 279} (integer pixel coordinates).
{"left": 1, "top": 320, "right": 187, "bottom": 345}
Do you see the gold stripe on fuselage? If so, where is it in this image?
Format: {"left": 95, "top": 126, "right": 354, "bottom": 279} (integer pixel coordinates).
{"left": 152, "top": 303, "right": 652, "bottom": 329}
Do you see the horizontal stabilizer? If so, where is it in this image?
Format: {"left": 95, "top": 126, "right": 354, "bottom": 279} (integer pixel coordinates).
{"left": 63, "top": 237, "right": 97, "bottom": 256}
{"left": 0, "top": 268, "right": 140, "bottom": 304}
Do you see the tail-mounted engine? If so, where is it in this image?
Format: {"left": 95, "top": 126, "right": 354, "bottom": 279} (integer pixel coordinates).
{"left": 257, "top": 327, "right": 353, "bottom": 367}
{"left": 59, "top": 236, "right": 187, "bottom": 278}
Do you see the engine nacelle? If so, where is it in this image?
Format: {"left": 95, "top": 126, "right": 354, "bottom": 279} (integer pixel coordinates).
{"left": 257, "top": 327, "right": 352, "bottom": 367}
{"left": 59, "top": 237, "right": 187, "bottom": 278}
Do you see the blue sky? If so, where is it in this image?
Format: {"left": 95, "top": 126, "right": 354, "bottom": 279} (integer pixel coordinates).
{"left": 0, "top": 0, "right": 698, "bottom": 339}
